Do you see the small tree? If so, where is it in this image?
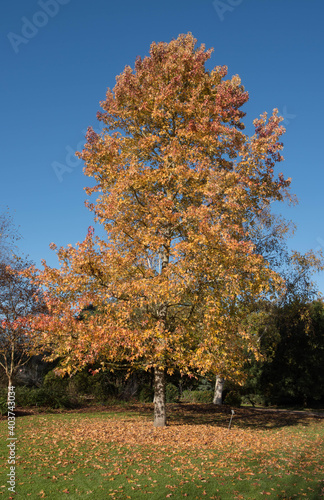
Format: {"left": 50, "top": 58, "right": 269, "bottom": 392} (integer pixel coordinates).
{"left": 0, "top": 256, "right": 45, "bottom": 388}
{"left": 241, "top": 245, "right": 324, "bottom": 406}
{"left": 31, "top": 33, "right": 295, "bottom": 426}
{"left": 0, "top": 207, "right": 20, "bottom": 263}
{"left": 257, "top": 298, "right": 324, "bottom": 406}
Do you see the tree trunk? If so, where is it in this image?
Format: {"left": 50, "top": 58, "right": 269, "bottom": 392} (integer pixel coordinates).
{"left": 213, "top": 375, "right": 224, "bottom": 405}
{"left": 7, "top": 376, "right": 13, "bottom": 404}
{"left": 154, "top": 240, "right": 169, "bottom": 427}
{"left": 154, "top": 367, "right": 166, "bottom": 427}
{"left": 8, "top": 372, "right": 13, "bottom": 391}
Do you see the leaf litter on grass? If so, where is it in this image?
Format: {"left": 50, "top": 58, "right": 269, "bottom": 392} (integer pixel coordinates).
{"left": 0, "top": 404, "right": 323, "bottom": 498}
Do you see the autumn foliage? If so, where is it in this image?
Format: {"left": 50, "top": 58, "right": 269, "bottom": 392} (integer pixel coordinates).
{"left": 30, "top": 34, "right": 293, "bottom": 426}
{"left": 0, "top": 257, "right": 45, "bottom": 387}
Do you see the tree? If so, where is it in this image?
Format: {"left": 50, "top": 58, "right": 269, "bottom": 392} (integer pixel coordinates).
{"left": 30, "top": 33, "right": 293, "bottom": 426}
{"left": 213, "top": 210, "right": 324, "bottom": 405}
{"left": 0, "top": 256, "right": 45, "bottom": 388}
{"left": 213, "top": 375, "right": 224, "bottom": 405}
{"left": 257, "top": 299, "right": 324, "bottom": 406}
{"left": 240, "top": 244, "right": 324, "bottom": 406}
{"left": 0, "top": 207, "right": 20, "bottom": 263}
{"left": 212, "top": 210, "right": 292, "bottom": 405}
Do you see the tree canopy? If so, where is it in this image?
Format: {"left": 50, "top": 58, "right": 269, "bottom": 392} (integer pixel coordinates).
{"left": 0, "top": 256, "right": 45, "bottom": 387}
{"left": 30, "top": 33, "right": 301, "bottom": 426}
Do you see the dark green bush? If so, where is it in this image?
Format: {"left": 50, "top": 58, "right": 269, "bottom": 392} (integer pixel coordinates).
{"left": 69, "top": 371, "right": 92, "bottom": 394}
{"left": 197, "top": 379, "right": 214, "bottom": 391}
{"left": 181, "top": 390, "right": 213, "bottom": 403}
{"left": 87, "top": 372, "right": 119, "bottom": 401}
{"left": 0, "top": 395, "right": 7, "bottom": 416}
{"left": 15, "top": 386, "right": 38, "bottom": 406}
{"left": 181, "top": 390, "right": 194, "bottom": 402}
{"left": 92, "top": 380, "right": 118, "bottom": 401}
{"left": 139, "top": 385, "right": 154, "bottom": 403}
{"left": 166, "top": 383, "right": 179, "bottom": 403}
{"left": 224, "top": 391, "right": 242, "bottom": 407}
{"left": 37, "top": 388, "right": 73, "bottom": 408}
{"left": 43, "top": 369, "right": 119, "bottom": 403}
{"left": 14, "top": 386, "right": 73, "bottom": 409}
{"left": 43, "top": 371, "right": 68, "bottom": 392}
{"left": 193, "top": 390, "right": 213, "bottom": 403}
{"left": 241, "top": 394, "right": 265, "bottom": 407}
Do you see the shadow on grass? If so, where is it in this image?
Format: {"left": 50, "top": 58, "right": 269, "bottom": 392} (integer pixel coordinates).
{"left": 167, "top": 403, "right": 324, "bottom": 430}
{"left": 124, "top": 402, "right": 324, "bottom": 430}
{"left": 4, "top": 402, "right": 324, "bottom": 431}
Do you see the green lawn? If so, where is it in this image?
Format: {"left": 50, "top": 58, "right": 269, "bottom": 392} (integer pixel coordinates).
{"left": 0, "top": 404, "right": 323, "bottom": 499}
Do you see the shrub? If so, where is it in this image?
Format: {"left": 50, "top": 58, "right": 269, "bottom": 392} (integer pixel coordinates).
{"left": 224, "top": 391, "right": 242, "bottom": 407}
{"left": 36, "top": 388, "right": 73, "bottom": 408}
{"left": 194, "top": 390, "right": 214, "bottom": 403}
{"left": 181, "top": 390, "right": 194, "bottom": 402}
{"left": 87, "top": 372, "right": 119, "bottom": 401}
{"left": 41, "top": 370, "right": 77, "bottom": 407}
{"left": 43, "top": 371, "right": 68, "bottom": 392}
{"left": 92, "top": 380, "right": 118, "bottom": 401}
{"left": 181, "top": 390, "right": 213, "bottom": 403}
{"left": 0, "top": 395, "right": 7, "bottom": 416}
{"left": 14, "top": 386, "right": 73, "bottom": 409}
{"left": 241, "top": 393, "right": 265, "bottom": 407}
{"left": 166, "top": 383, "right": 179, "bottom": 403}
{"left": 15, "top": 386, "right": 38, "bottom": 407}
{"left": 69, "top": 371, "right": 92, "bottom": 395}
{"left": 197, "top": 379, "right": 213, "bottom": 391}
{"left": 138, "top": 385, "right": 154, "bottom": 403}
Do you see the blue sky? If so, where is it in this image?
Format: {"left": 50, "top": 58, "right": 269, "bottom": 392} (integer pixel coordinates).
{"left": 2, "top": 0, "right": 324, "bottom": 293}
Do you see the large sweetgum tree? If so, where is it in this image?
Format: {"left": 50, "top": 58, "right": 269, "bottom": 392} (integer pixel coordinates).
{"left": 30, "top": 33, "right": 293, "bottom": 426}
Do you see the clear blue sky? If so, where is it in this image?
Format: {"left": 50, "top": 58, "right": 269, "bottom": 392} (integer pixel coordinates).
{"left": 2, "top": 0, "right": 324, "bottom": 293}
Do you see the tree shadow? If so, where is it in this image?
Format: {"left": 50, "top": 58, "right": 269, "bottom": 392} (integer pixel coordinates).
{"left": 2, "top": 402, "right": 323, "bottom": 431}
{"left": 164, "top": 403, "right": 324, "bottom": 430}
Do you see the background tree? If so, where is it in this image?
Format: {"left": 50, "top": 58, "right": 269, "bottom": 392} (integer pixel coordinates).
{"left": 240, "top": 247, "right": 323, "bottom": 406}
{"left": 0, "top": 256, "right": 45, "bottom": 388}
{"left": 212, "top": 210, "right": 294, "bottom": 405}
{"left": 31, "top": 33, "right": 294, "bottom": 426}
{"left": 258, "top": 299, "right": 324, "bottom": 406}
{"left": 0, "top": 207, "right": 20, "bottom": 263}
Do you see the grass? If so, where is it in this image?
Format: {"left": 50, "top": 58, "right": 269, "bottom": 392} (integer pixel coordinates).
{"left": 0, "top": 403, "right": 323, "bottom": 499}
